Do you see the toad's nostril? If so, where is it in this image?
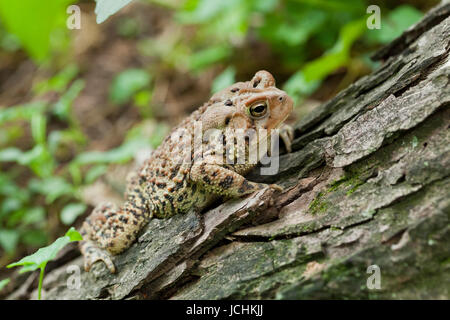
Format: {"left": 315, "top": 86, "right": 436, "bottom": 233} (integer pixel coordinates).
{"left": 278, "top": 96, "right": 284, "bottom": 101}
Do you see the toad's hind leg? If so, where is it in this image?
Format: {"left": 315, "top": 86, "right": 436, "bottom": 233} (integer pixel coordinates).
{"left": 79, "top": 192, "right": 152, "bottom": 273}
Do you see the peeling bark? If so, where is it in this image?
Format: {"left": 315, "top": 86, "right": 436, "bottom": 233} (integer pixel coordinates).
{"left": 8, "top": 2, "right": 450, "bottom": 300}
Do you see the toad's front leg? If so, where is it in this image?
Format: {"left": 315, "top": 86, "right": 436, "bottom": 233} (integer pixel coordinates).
{"left": 278, "top": 123, "right": 294, "bottom": 153}
{"left": 190, "top": 162, "right": 282, "bottom": 197}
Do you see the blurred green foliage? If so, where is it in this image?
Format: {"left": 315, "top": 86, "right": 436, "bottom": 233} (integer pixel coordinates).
{"left": 0, "top": 277, "right": 10, "bottom": 291}
{"left": 211, "top": 66, "right": 237, "bottom": 93}
{"left": 0, "top": 65, "right": 166, "bottom": 260}
{"left": 137, "top": 0, "right": 424, "bottom": 101}
{"left": 109, "top": 68, "right": 152, "bottom": 105}
{"left": 0, "top": 0, "right": 426, "bottom": 264}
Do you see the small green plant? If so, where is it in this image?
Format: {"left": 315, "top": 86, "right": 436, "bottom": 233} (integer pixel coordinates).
{"left": 7, "top": 227, "right": 82, "bottom": 300}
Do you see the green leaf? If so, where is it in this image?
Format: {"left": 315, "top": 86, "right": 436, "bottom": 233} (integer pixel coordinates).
{"left": 65, "top": 226, "right": 83, "bottom": 241}
{"left": 283, "top": 71, "right": 320, "bottom": 104}
{"left": 0, "top": 0, "right": 73, "bottom": 61}
{"left": 0, "top": 32, "right": 21, "bottom": 52}
{"left": 109, "top": 69, "right": 151, "bottom": 105}
{"left": 253, "top": 0, "right": 278, "bottom": 12}
{"left": 0, "top": 229, "right": 20, "bottom": 253}
{"left": 211, "top": 66, "right": 236, "bottom": 94}
{"left": 47, "top": 128, "right": 86, "bottom": 155}
{"left": 0, "top": 125, "right": 23, "bottom": 146}
{"left": 95, "top": 0, "right": 134, "bottom": 24}
{"left": 303, "top": 19, "right": 366, "bottom": 82}
{"left": 0, "top": 278, "right": 10, "bottom": 291}
{"left": 1, "top": 198, "right": 22, "bottom": 216}
{"left": 29, "top": 177, "right": 74, "bottom": 204}
{"left": 149, "top": 124, "right": 170, "bottom": 149}
{"left": 0, "top": 174, "right": 30, "bottom": 201}
{"left": 18, "top": 264, "right": 39, "bottom": 274}
{"left": 117, "top": 17, "right": 140, "bottom": 37}
{"left": 68, "top": 163, "right": 82, "bottom": 186}
{"left": 125, "top": 122, "right": 169, "bottom": 149}
{"left": 284, "top": 18, "right": 366, "bottom": 103}
{"left": 22, "top": 207, "right": 46, "bottom": 226}
{"left": 188, "top": 46, "right": 231, "bottom": 72}
{"left": 21, "top": 230, "right": 48, "bottom": 247}
{"left": 53, "top": 79, "right": 85, "bottom": 120}
{"left": 17, "top": 145, "right": 55, "bottom": 178}
{"left": 134, "top": 90, "right": 152, "bottom": 108}
{"left": 260, "top": 10, "right": 326, "bottom": 47}
{"left": 74, "top": 138, "right": 150, "bottom": 165}
{"left": 0, "top": 147, "right": 23, "bottom": 162}
{"left": 0, "top": 102, "right": 46, "bottom": 125}
{"left": 60, "top": 203, "right": 87, "bottom": 225}
{"left": 31, "top": 113, "right": 46, "bottom": 144}
{"left": 34, "top": 64, "right": 79, "bottom": 94}
{"left": 5, "top": 206, "right": 45, "bottom": 228}
{"left": 177, "top": 0, "right": 232, "bottom": 23}
{"left": 85, "top": 164, "right": 108, "bottom": 184}
{"left": 7, "top": 227, "right": 82, "bottom": 271}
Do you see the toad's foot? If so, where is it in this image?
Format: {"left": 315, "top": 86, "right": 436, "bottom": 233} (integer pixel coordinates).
{"left": 80, "top": 240, "right": 116, "bottom": 273}
{"left": 279, "top": 123, "right": 294, "bottom": 153}
{"left": 268, "top": 183, "right": 284, "bottom": 192}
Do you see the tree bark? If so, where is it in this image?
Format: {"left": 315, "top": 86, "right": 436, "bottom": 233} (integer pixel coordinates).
{"left": 9, "top": 2, "right": 450, "bottom": 300}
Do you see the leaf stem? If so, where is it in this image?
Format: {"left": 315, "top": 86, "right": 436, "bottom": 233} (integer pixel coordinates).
{"left": 38, "top": 264, "right": 46, "bottom": 300}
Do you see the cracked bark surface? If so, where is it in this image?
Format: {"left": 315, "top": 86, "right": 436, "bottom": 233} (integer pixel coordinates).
{"left": 8, "top": 2, "right": 450, "bottom": 300}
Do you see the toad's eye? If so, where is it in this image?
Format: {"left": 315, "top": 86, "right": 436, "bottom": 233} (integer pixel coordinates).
{"left": 249, "top": 102, "right": 268, "bottom": 118}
